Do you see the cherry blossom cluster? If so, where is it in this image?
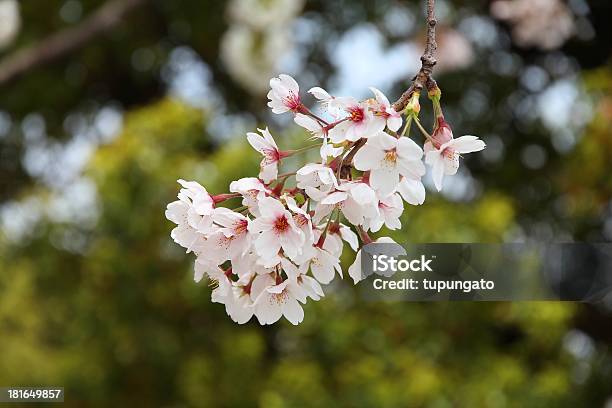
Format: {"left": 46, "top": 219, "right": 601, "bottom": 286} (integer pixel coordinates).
{"left": 165, "top": 74, "right": 485, "bottom": 325}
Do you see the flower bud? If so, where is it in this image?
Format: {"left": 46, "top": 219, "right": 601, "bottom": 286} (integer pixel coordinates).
{"left": 406, "top": 92, "right": 421, "bottom": 115}
{"left": 428, "top": 85, "right": 444, "bottom": 119}
{"left": 427, "top": 84, "right": 441, "bottom": 101}
{"left": 431, "top": 117, "right": 453, "bottom": 148}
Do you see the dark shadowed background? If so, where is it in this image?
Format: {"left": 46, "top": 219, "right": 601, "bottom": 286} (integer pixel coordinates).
{"left": 1, "top": 0, "right": 611, "bottom": 406}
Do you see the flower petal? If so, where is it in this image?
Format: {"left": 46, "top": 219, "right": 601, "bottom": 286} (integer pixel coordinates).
{"left": 451, "top": 135, "right": 486, "bottom": 153}
{"left": 353, "top": 143, "right": 385, "bottom": 171}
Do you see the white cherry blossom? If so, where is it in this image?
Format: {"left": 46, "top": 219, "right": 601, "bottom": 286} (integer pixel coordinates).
{"left": 329, "top": 98, "right": 384, "bottom": 143}
{"left": 316, "top": 181, "right": 379, "bottom": 226}
{"left": 165, "top": 179, "right": 216, "bottom": 252}
{"left": 194, "top": 259, "right": 232, "bottom": 296}
{"left": 165, "top": 200, "right": 205, "bottom": 252}
{"left": 369, "top": 87, "right": 402, "bottom": 132}
{"left": 365, "top": 193, "right": 403, "bottom": 233}
{"left": 177, "top": 179, "right": 215, "bottom": 217}
{"left": 232, "top": 251, "right": 273, "bottom": 277}
{"left": 308, "top": 86, "right": 350, "bottom": 118}
{"left": 281, "top": 259, "right": 326, "bottom": 302}
{"left": 211, "top": 272, "right": 255, "bottom": 324}
{"left": 424, "top": 121, "right": 485, "bottom": 191}
{"left": 298, "top": 274, "right": 325, "bottom": 301}
{"left": 247, "top": 127, "right": 284, "bottom": 183}
{"left": 397, "top": 176, "right": 426, "bottom": 205}
{"left": 167, "top": 73, "right": 486, "bottom": 325}
{"left": 223, "top": 285, "right": 255, "bottom": 324}
{"left": 229, "top": 177, "right": 270, "bottom": 215}
{"left": 201, "top": 208, "right": 250, "bottom": 263}
{"left": 252, "top": 274, "right": 306, "bottom": 325}
{"left": 353, "top": 132, "right": 425, "bottom": 197}
{"left": 348, "top": 237, "right": 402, "bottom": 284}
{"left": 307, "top": 246, "right": 342, "bottom": 284}
{"left": 248, "top": 197, "right": 304, "bottom": 267}
{"left": 294, "top": 113, "right": 324, "bottom": 138}
{"left": 322, "top": 223, "right": 359, "bottom": 258}
{"left": 285, "top": 195, "right": 315, "bottom": 246}
{"left": 267, "top": 74, "right": 302, "bottom": 114}
{"left": 296, "top": 163, "right": 337, "bottom": 193}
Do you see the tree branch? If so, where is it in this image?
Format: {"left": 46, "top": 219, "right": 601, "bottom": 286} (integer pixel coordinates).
{"left": 392, "top": 0, "right": 438, "bottom": 112}
{"left": 0, "top": 0, "right": 148, "bottom": 87}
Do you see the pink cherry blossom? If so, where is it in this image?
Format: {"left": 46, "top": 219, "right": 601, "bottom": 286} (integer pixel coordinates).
{"left": 229, "top": 177, "right": 270, "bottom": 216}
{"left": 365, "top": 193, "right": 404, "bottom": 233}
{"left": 369, "top": 87, "right": 403, "bottom": 132}
{"left": 318, "top": 182, "right": 379, "bottom": 226}
{"left": 167, "top": 72, "right": 486, "bottom": 326}
{"left": 201, "top": 208, "right": 251, "bottom": 263}
{"left": 247, "top": 127, "right": 285, "bottom": 183}
{"left": 328, "top": 98, "right": 384, "bottom": 143}
{"left": 348, "top": 237, "right": 402, "bottom": 284}
{"left": 248, "top": 197, "right": 305, "bottom": 267}
{"left": 251, "top": 274, "right": 306, "bottom": 325}
{"left": 397, "top": 176, "right": 426, "bottom": 205}
{"left": 353, "top": 132, "right": 425, "bottom": 197}
{"left": 424, "top": 120, "right": 485, "bottom": 191}
{"left": 267, "top": 74, "right": 303, "bottom": 114}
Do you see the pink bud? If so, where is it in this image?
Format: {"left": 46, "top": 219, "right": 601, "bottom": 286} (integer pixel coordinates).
{"left": 432, "top": 118, "right": 453, "bottom": 149}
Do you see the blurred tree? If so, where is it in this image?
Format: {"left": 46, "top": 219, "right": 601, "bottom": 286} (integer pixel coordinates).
{"left": 1, "top": 0, "right": 611, "bottom": 406}
{"left": 0, "top": 97, "right": 608, "bottom": 407}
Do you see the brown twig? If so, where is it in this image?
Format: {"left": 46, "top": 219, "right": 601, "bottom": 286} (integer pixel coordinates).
{"left": 392, "top": 0, "right": 438, "bottom": 112}
{"left": 338, "top": 138, "right": 366, "bottom": 179}
{"left": 0, "top": 0, "right": 148, "bottom": 87}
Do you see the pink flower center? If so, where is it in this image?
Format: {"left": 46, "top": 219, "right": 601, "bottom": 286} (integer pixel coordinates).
{"left": 375, "top": 107, "right": 390, "bottom": 119}
{"left": 441, "top": 147, "right": 455, "bottom": 159}
{"left": 270, "top": 290, "right": 289, "bottom": 305}
{"left": 274, "top": 215, "right": 290, "bottom": 234}
{"left": 293, "top": 214, "right": 308, "bottom": 228}
{"left": 233, "top": 219, "right": 248, "bottom": 235}
{"left": 283, "top": 91, "right": 301, "bottom": 111}
{"left": 262, "top": 148, "right": 280, "bottom": 164}
{"left": 348, "top": 106, "right": 365, "bottom": 123}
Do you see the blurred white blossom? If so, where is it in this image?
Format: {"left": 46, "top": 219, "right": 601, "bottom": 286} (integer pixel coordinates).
{"left": 0, "top": 0, "right": 20, "bottom": 49}
{"left": 491, "top": 0, "right": 575, "bottom": 50}
{"left": 435, "top": 28, "right": 474, "bottom": 73}
{"left": 221, "top": 0, "right": 304, "bottom": 94}
{"left": 228, "top": 0, "right": 305, "bottom": 29}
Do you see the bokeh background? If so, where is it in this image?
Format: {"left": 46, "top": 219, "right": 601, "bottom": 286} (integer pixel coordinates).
{"left": 0, "top": 0, "right": 611, "bottom": 406}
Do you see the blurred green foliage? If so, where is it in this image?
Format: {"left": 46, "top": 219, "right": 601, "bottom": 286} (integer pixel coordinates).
{"left": 1, "top": 0, "right": 612, "bottom": 406}
{"left": 1, "top": 98, "right": 608, "bottom": 407}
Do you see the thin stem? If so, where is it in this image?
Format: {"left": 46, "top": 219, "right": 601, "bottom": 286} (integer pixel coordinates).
{"left": 317, "top": 208, "right": 338, "bottom": 248}
{"left": 392, "top": 0, "right": 437, "bottom": 112}
{"left": 285, "top": 143, "right": 321, "bottom": 156}
{"left": 324, "top": 117, "right": 349, "bottom": 132}
{"left": 336, "top": 138, "right": 367, "bottom": 181}
{"left": 212, "top": 192, "right": 242, "bottom": 204}
{"left": 356, "top": 226, "right": 373, "bottom": 245}
{"left": 414, "top": 117, "right": 435, "bottom": 144}
{"left": 301, "top": 106, "right": 329, "bottom": 126}
{"left": 400, "top": 115, "right": 413, "bottom": 137}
